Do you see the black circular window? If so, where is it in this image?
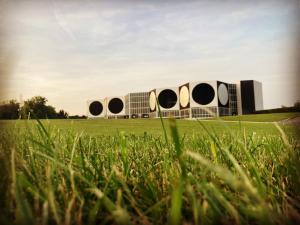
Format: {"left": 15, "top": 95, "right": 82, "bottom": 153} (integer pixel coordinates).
{"left": 108, "top": 98, "right": 124, "bottom": 114}
{"left": 158, "top": 89, "right": 177, "bottom": 109}
{"left": 89, "top": 101, "right": 103, "bottom": 116}
{"left": 192, "top": 83, "right": 215, "bottom": 105}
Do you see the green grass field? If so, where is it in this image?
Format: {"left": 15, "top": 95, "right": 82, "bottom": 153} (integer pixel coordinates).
{"left": 0, "top": 114, "right": 299, "bottom": 225}
{"left": 1, "top": 111, "right": 299, "bottom": 137}
{"left": 216, "top": 112, "right": 300, "bottom": 122}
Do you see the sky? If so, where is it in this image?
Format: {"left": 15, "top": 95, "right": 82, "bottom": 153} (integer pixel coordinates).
{"left": 1, "top": 0, "right": 299, "bottom": 115}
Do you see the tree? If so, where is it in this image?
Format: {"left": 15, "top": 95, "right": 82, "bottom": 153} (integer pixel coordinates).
{"left": 0, "top": 100, "right": 20, "bottom": 119}
{"left": 57, "top": 109, "right": 68, "bottom": 119}
{"left": 21, "top": 96, "right": 58, "bottom": 119}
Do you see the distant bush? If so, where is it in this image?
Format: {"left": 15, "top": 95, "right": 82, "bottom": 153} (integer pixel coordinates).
{"left": 0, "top": 96, "right": 69, "bottom": 119}
{"left": 68, "top": 115, "right": 87, "bottom": 119}
{"left": 57, "top": 110, "right": 69, "bottom": 119}
{"left": 0, "top": 100, "right": 20, "bottom": 119}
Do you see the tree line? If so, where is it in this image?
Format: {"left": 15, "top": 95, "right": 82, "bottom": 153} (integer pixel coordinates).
{"left": 0, "top": 96, "right": 86, "bottom": 119}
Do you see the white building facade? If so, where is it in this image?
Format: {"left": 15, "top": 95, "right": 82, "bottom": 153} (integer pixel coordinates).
{"left": 87, "top": 80, "right": 263, "bottom": 119}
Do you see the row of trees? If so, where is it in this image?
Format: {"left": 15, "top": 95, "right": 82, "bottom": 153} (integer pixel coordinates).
{"left": 0, "top": 96, "right": 69, "bottom": 119}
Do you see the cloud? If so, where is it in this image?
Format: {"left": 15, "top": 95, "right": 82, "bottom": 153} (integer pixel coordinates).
{"left": 53, "top": 5, "right": 77, "bottom": 41}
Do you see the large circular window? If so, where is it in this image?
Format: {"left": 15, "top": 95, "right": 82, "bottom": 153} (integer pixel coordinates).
{"left": 158, "top": 89, "right": 177, "bottom": 109}
{"left": 192, "top": 83, "right": 215, "bottom": 105}
{"left": 149, "top": 91, "right": 156, "bottom": 111}
{"left": 218, "top": 83, "right": 229, "bottom": 105}
{"left": 179, "top": 86, "right": 189, "bottom": 108}
{"left": 108, "top": 98, "right": 124, "bottom": 114}
{"left": 89, "top": 101, "right": 103, "bottom": 116}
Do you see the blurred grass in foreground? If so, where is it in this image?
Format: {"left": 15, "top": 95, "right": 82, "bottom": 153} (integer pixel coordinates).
{"left": 0, "top": 118, "right": 299, "bottom": 224}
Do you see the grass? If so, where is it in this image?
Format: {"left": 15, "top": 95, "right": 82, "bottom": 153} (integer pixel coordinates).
{"left": 0, "top": 117, "right": 299, "bottom": 137}
{"left": 0, "top": 117, "right": 299, "bottom": 225}
{"left": 215, "top": 112, "right": 300, "bottom": 122}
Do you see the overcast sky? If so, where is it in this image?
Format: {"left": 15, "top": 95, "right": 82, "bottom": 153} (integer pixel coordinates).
{"left": 1, "top": 0, "right": 299, "bottom": 115}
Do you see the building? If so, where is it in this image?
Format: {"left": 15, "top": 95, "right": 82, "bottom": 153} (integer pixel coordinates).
{"left": 149, "top": 87, "right": 180, "bottom": 118}
{"left": 238, "top": 80, "right": 264, "bottom": 114}
{"left": 86, "top": 80, "right": 263, "bottom": 119}
{"left": 125, "top": 92, "right": 150, "bottom": 118}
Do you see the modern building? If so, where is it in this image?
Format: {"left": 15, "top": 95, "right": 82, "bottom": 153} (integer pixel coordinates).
{"left": 149, "top": 87, "right": 180, "bottom": 118}
{"left": 86, "top": 80, "right": 263, "bottom": 119}
{"left": 125, "top": 92, "right": 150, "bottom": 118}
{"left": 177, "top": 80, "right": 231, "bottom": 119}
{"left": 238, "top": 80, "right": 264, "bottom": 114}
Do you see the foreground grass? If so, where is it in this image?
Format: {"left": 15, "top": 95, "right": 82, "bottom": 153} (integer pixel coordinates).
{"left": 0, "top": 119, "right": 299, "bottom": 225}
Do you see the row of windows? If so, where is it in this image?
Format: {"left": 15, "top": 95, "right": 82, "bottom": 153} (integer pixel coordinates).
{"left": 228, "top": 85, "right": 237, "bottom": 104}
{"left": 228, "top": 84, "right": 237, "bottom": 89}
{"left": 129, "top": 92, "right": 149, "bottom": 98}
{"left": 160, "top": 110, "right": 180, "bottom": 118}
{"left": 179, "top": 107, "right": 234, "bottom": 118}
{"left": 149, "top": 110, "right": 181, "bottom": 118}
{"left": 107, "top": 115, "right": 127, "bottom": 119}
{"left": 180, "top": 109, "right": 190, "bottom": 118}
{"left": 130, "top": 99, "right": 149, "bottom": 103}
{"left": 192, "top": 107, "right": 217, "bottom": 118}
{"left": 219, "top": 107, "right": 231, "bottom": 116}
{"left": 130, "top": 102, "right": 149, "bottom": 108}
{"left": 130, "top": 108, "right": 150, "bottom": 114}
{"left": 228, "top": 85, "right": 238, "bottom": 115}
{"left": 148, "top": 107, "right": 236, "bottom": 118}
{"left": 149, "top": 107, "right": 220, "bottom": 119}
{"left": 126, "top": 105, "right": 237, "bottom": 119}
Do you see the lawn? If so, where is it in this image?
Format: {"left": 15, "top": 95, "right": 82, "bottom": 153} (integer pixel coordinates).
{"left": 1, "top": 114, "right": 299, "bottom": 137}
{"left": 216, "top": 112, "right": 299, "bottom": 122}
{"left": 0, "top": 115, "right": 299, "bottom": 225}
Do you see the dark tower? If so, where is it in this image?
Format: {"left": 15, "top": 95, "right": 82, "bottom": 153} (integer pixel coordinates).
{"left": 240, "top": 80, "right": 263, "bottom": 114}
